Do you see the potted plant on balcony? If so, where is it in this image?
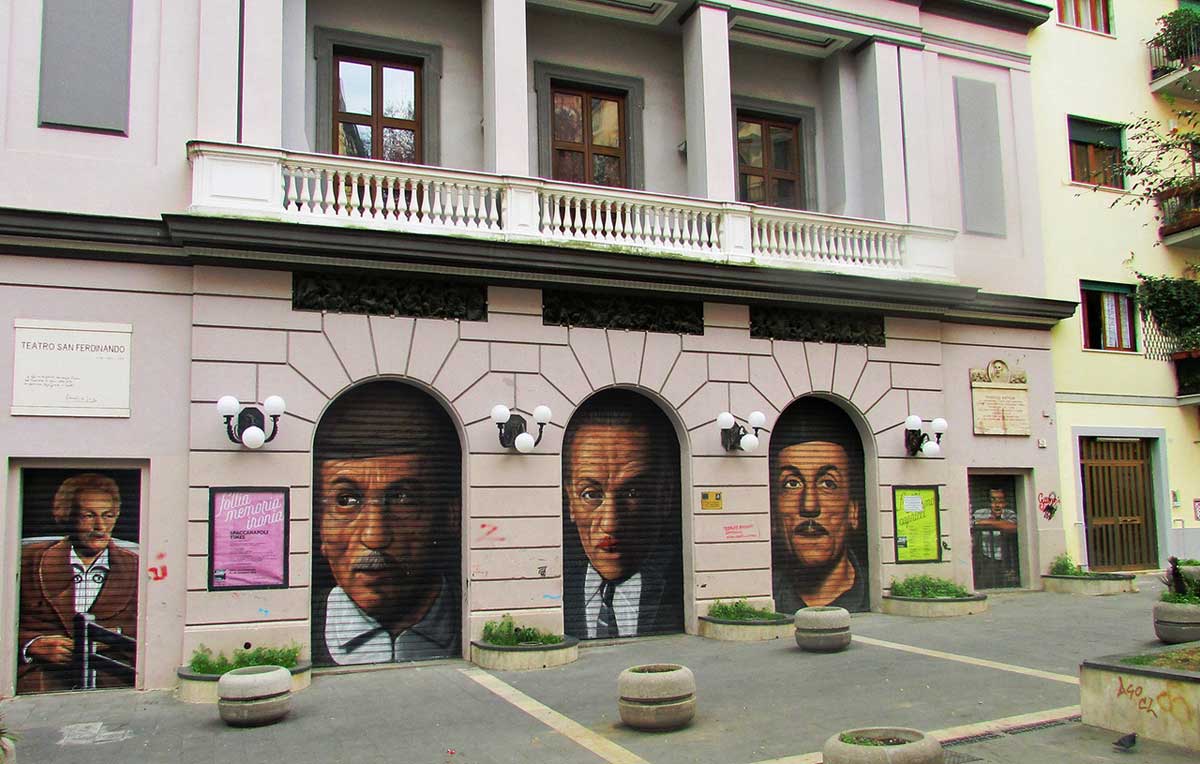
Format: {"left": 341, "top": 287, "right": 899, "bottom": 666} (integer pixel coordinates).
{"left": 1134, "top": 269, "right": 1200, "bottom": 394}
{"left": 1154, "top": 556, "right": 1200, "bottom": 644}
{"left": 1151, "top": 9, "right": 1200, "bottom": 70}
{"left": 470, "top": 614, "right": 578, "bottom": 670}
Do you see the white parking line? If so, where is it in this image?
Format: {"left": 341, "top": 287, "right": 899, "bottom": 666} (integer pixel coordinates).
{"left": 852, "top": 635, "right": 1080, "bottom": 685}
{"left": 460, "top": 666, "right": 649, "bottom": 764}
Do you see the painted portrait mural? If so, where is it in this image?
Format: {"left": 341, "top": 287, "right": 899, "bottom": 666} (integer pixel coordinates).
{"left": 969, "top": 474, "right": 1020, "bottom": 589}
{"left": 770, "top": 398, "right": 870, "bottom": 614}
{"left": 18, "top": 468, "right": 140, "bottom": 694}
{"left": 562, "top": 389, "right": 683, "bottom": 640}
{"left": 311, "top": 381, "right": 461, "bottom": 666}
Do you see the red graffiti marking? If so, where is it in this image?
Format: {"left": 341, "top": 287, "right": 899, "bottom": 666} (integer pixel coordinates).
{"left": 149, "top": 564, "right": 168, "bottom": 581}
{"left": 723, "top": 523, "right": 757, "bottom": 540}
{"left": 1038, "top": 491, "right": 1060, "bottom": 521}
{"left": 1115, "top": 676, "right": 1158, "bottom": 718}
{"left": 476, "top": 522, "right": 505, "bottom": 543}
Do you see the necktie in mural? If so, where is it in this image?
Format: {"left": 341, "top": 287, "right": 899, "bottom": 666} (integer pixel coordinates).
{"left": 597, "top": 580, "right": 618, "bottom": 638}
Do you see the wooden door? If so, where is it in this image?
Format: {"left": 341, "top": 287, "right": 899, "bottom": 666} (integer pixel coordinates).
{"left": 1079, "top": 438, "right": 1158, "bottom": 571}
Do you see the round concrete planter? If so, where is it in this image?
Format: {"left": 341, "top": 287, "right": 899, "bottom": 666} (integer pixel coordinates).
{"left": 176, "top": 661, "right": 311, "bottom": 704}
{"left": 822, "top": 727, "right": 944, "bottom": 764}
{"left": 794, "top": 606, "right": 851, "bottom": 652}
{"left": 1153, "top": 601, "right": 1200, "bottom": 644}
{"left": 698, "top": 613, "right": 792, "bottom": 642}
{"left": 1042, "top": 573, "right": 1137, "bottom": 596}
{"left": 470, "top": 636, "right": 579, "bottom": 670}
{"left": 881, "top": 594, "right": 987, "bottom": 618}
{"left": 617, "top": 664, "right": 696, "bottom": 731}
{"left": 1, "top": 737, "right": 15, "bottom": 764}
{"left": 217, "top": 666, "right": 292, "bottom": 727}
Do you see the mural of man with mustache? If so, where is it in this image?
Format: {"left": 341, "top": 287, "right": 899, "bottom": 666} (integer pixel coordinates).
{"left": 770, "top": 397, "right": 870, "bottom": 614}
{"left": 311, "top": 382, "right": 461, "bottom": 665}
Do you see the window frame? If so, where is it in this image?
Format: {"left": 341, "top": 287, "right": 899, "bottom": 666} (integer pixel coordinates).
{"left": 1080, "top": 282, "right": 1138, "bottom": 353}
{"left": 732, "top": 97, "right": 818, "bottom": 211}
{"left": 1057, "top": 0, "right": 1113, "bottom": 35}
{"left": 549, "top": 85, "right": 628, "bottom": 188}
{"left": 535, "top": 63, "right": 645, "bottom": 190}
{"left": 1067, "top": 116, "right": 1125, "bottom": 190}
{"left": 331, "top": 51, "right": 423, "bottom": 163}
{"left": 315, "top": 28, "right": 441, "bottom": 165}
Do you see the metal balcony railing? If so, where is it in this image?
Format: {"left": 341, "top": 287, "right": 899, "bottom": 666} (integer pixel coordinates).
{"left": 1149, "top": 29, "right": 1200, "bottom": 82}
{"left": 1156, "top": 180, "right": 1200, "bottom": 237}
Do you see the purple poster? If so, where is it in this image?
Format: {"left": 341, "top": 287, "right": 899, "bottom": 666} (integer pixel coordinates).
{"left": 209, "top": 488, "right": 290, "bottom": 590}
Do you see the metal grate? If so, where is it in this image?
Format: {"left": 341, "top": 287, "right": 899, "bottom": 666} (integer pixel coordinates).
{"left": 1142, "top": 314, "right": 1178, "bottom": 361}
{"left": 1004, "top": 719, "right": 1069, "bottom": 735}
{"left": 943, "top": 751, "right": 985, "bottom": 764}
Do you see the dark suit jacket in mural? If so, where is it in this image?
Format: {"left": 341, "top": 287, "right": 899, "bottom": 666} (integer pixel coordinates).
{"left": 562, "top": 539, "right": 683, "bottom": 639}
{"left": 18, "top": 538, "right": 138, "bottom": 693}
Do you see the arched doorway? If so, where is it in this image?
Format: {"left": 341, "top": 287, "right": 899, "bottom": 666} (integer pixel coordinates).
{"left": 769, "top": 397, "right": 870, "bottom": 613}
{"left": 561, "top": 389, "right": 683, "bottom": 639}
{"left": 310, "top": 381, "right": 461, "bottom": 666}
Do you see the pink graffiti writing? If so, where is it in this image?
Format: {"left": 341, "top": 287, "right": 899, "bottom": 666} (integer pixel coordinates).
{"left": 148, "top": 565, "right": 168, "bottom": 581}
{"left": 1115, "top": 676, "right": 1158, "bottom": 718}
{"left": 1038, "top": 491, "right": 1060, "bottom": 521}
{"left": 476, "top": 522, "right": 506, "bottom": 543}
{"left": 723, "top": 524, "right": 757, "bottom": 540}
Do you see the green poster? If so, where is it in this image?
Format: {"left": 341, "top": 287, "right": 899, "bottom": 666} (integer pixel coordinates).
{"left": 893, "top": 486, "right": 941, "bottom": 563}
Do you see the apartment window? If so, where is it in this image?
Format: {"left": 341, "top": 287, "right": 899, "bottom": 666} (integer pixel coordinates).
{"left": 315, "top": 29, "right": 442, "bottom": 165}
{"left": 1057, "top": 0, "right": 1112, "bottom": 34}
{"left": 1068, "top": 117, "right": 1124, "bottom": 189}
{"left": 535, "top": 63, "right": 645, "bottom": 189}
{"left": 39, "top": 0, "right": 132, "bottom": 134}
{"left": 737, "top": 115, "right": 803, "bottom": 209}
{"left": 1081, "top": 283, "right": 1137, "bottom": 352}
{"left": 333, "top": 52, "right": 421, "bottom": 163}
{"left": 551, "top": 87, "right": 626, "bottom": 187}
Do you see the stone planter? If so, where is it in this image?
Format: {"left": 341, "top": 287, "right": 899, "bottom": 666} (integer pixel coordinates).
{"left": 176, "top": 661, "right": 311, "bottom": 704}
{"left": 1042, "top": 573, "right": 1137, "bottom": 596}
{"left": 822, "top": 727, "right": 944, "bottom": 764}
{"left": 1154, "top": 601, "right": 1200, "bottom": 644}
{"left": 1081, "top": 644, "right": 1200, "bottom": 751}
{"left": 698, "top": 614, "right": 792, "bottom": 642}
{"left": 794, "top": 606, "right": 851, "bottom": 652}
{"left": 217, "top": 665, "right": 292, "bottom": 727}
{"left": 1, "top": 737, "right": 15, "bottom": 764}
{"left": 881, "top": 594, "right": 987, "bottom": 618}
{"left": 470, "top": 636, "right": 579, "bottom": 670}
{"left": 617, "top": 663, "right": 696, "bottom": 731}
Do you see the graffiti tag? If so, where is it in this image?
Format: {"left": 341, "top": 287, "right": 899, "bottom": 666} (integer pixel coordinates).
{"left": 476, "top": 522, "right": 505, "bottom": 543}
{"left": 1115, "top": 676, "right": 1196, "bottom": 722}
{"left": 1038, "top": 491, "right": 1059, "bottom": 521}
{"left": 723, "top": 523, "right": 757, "bottom": 540}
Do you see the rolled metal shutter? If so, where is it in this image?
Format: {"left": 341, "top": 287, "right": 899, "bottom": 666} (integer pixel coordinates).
{"left": 562, "top": 389, "right": 683, "bottom": 640}
{"left": 769, "top": 397, "right": 870, "bottom": 614}
{"left": 311, "top": 381, "right": 461, "bottom": 666}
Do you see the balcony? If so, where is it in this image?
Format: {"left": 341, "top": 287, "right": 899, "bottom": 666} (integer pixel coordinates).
{"left": 1149, "top": 26, "right": 1200, "bottom": 98}
{"left": 1156, "top": 180, "right": 1200, "bottom": 247}
{"left": 187, "top": 142, "right": 957, "bottom": 282}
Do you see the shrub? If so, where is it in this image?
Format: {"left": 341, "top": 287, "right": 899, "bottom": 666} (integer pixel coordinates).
{"left": 1162, "top": 556, "right": 1200, "bottom": 604}
{"left": 1049, "top": 553, "right": 1086, "bottom": 577}
{"left": 0, "top": 715, "right": 15, "bottom": 762}
{"left": 189, "top": 643, "right": 301, "bottom": 676}
{"left": 481, "top": 615, "right": 563, "bottom": 646}
{"left": 705, "top": 599, "right": 780, "bottom": 621}
{"left": 889, "top": 575, "right": 969, "bottom": 599}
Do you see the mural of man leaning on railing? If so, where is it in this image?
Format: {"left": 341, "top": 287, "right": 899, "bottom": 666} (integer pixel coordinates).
{"left": 18, "top": 470, "right": 140, "bottom": 694}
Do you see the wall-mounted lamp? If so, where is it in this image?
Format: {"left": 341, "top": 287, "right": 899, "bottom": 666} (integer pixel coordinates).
{"left": 904, "top": 415, "right": 948, "bottom": 457}
{"left": 718, "top": 410, "right": 768, "bottom": 452}
{"left": 217, "top": 395, "right": 286, "bottom": 449}
{"left": 491, "top": 404, "right": 552, "bottom": 453}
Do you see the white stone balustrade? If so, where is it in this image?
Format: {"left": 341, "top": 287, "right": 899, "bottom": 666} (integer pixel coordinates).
{"left": 188, "top": 141, "right": 957, "bottom": 281}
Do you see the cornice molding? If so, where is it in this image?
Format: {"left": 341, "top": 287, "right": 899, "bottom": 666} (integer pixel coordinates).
{"left": 918, "top": 0, "right": 1051, "bottom": 33}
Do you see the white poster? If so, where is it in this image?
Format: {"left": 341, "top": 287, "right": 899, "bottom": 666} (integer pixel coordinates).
{"left": 12, "top": 319, "right": 132, "bottom": 417}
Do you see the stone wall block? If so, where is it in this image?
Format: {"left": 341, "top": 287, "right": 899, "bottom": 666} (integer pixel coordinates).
{"left": 690, "top": 454, "right": 768, "bottom": 486}
{"left": 407, "top": 318, "right": 461, "bottom": 383}
{"left": 186, "top": 589, "right": 309, "bottom": 625}
{"left": 490, "top": 342, "right": 540, "bottom": 373}
{"left": 540, "top": 345, "right": 594, "bottom": 405}
{"left": 257, "top": 362, "right": 329, "bottom": 423}
{"left": 194, "top": 266, "right": 292, "bottom": 299}
{"left": 703, "top": 302, "right": 750, "bottom": 329}
{"left": 868, "top": 338, "right": 942, "bottom": 365}
{"left": 708, "top": 353, "right": 749, "bottom": 383}
{"left": 852, "top": 361, "right": 892, "bottom": 412}
{"left": 470, "top": 548, "right": 563, "bottom": 580}
{"left": 907, "top": 390, "right": 947, "bottom": 422}
{"left": 368, "top": 315, "right": 415, "bottom": 375}
{"left": 289, "top": 331, "right": 350, "bottom": 398}
{"left": 694, "top": 569, "right": 771, "bottom": 600}
{"left": 453, "top": 372, "right": 515, "bottom": 434}
{"left": 434, "top": 341, "right": 491, "bottom": 402}
{"left": 188, "top": 451, "right": 312, "bottom": 487}
{"left": 679, "top": 381, "right": 730, "bottom": 433}
{"left": 688, "top": 486, "right": 769, "bottom": 516}
{"left": 747, "top": 356, "right": 793, "bottom": 412}
{"left": 890, "top": 362, "right": 943, "bottom": 391}
{"left": 694, "top": 540, "right": 770, "bottom": 571}
{"left": 608, "top": 329, "right": 647, "bottom": 384}
{"left": 323, "top": 313, "right": 378, "bottom": 382}
{"left": 661, "top": 352, "right": 708, "bottom": 406}
{"left": 193, "top": 326, "right": 287, "bottom": 363}
{"left": 460, "top": 312, "right": 568, "bottom": 344}
{"left": 640, "top": 333, "right": 682, "bottom": 391}
{"left": 469, "top": 578, "right": 564, "bottom": 611}
{"left": 693, "top": 513, "right": 771, "bottom": 543}
{"left": 464, "top": 417, "right": 563, "bottom": 455}
{"left": 865, "top": 388, "right": 909, "bottom": 436}
{"left": 487, "top": 286, "right": 542, "bottom": 315}
{"left": 470, "top": 486, "right": 562, "bottom": 518}
{"left": 194, "top": 295, "right": 321, "bottom": 332}
{"left": 884, "top": 316, "right": 941, "bottom": 342}
{"left": 832, "top": 345, "right": 868, "bottom": 398}
{"left": 192, "top": 361, "right": 256, "bottom": 403}
{"left": 729, "top": 383, "right": 776, "bottom": 424}
{"left": 515, "top": 373, "right": 576, "bottom": 429}
{"left": 773, "top": 340, "right": 812, "bottom": 397}
{"left": 569, "top": 327, "right": 615, "bottom": 389}
{"left": 467, "top": 516, "right": 562, "bottom": 548}
{"left": 806, "top": 342, "right": 837, "bottom": 392}
{"left": 470, "top": 454, "right": 560, "bottom": 487}
{"left": 683, "top": 326, "right": 771, "bottom": 355}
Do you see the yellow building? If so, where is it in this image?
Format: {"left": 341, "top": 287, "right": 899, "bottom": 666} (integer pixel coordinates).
{"left": 1032, "top": 0, "right": 1200, "bottom": 570}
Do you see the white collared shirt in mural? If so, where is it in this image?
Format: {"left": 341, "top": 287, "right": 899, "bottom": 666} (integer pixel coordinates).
{"left": 70, "top": 546, "right": 110, "bottom": 614}
{"left": 583, "top": 565, "right": 641, "bottom": 638}
{"left": 324, "top": 579, "right": 456, "bottom": 664}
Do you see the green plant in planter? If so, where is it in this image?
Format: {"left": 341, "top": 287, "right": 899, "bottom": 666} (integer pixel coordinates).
{"left": 1162, "top": 556, "right": 1200, "bottom": 605}
{"left": 1049, "top": 553, "right": 1088, "bottom": 577}
{"left": 706, "top": 599, "right": 780, "bottom": 621}
{"left": 1152, "top": 9, "right": 1200, "bottom": 64}
{"left": 189, "top": 643, "right": 302, "bottom": 675}
{"left": 889, "top": 575, "right": 969, "bottom": 599}
{"left": 839, "top": 732, "right": 907, "bottom": 746}
{"left": 480, "top": 614, "right": 563, "bottom": 646}
{"left": 1135, "top": 268, "right": 1200, "bottom": 352}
